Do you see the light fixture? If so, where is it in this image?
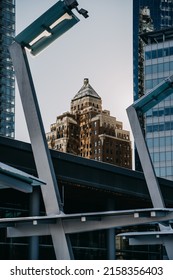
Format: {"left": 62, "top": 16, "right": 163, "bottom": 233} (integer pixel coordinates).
{"left": 8, "top": 0, "right": 89, "bottom": 259}
{"left": 15, "top": 0, "right": 88, "bottom": 56}
{"left": 133, "top": 76, "right": 173, "bottom": 113}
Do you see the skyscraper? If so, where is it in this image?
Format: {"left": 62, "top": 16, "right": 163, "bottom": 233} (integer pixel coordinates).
{"left": 142, "top": 28, "right": 173, "bottom": 180}
{"left": 0, "top": 0, "right": 15, "bottom": 138}
{"left": 46, "top": 78, "right": 132, "bottom": 169}
{"left": 134, "top": 0, "right": 173, "bottom": 98}
{"left": 133, "top": 0, "right": 173, "bottom": 174}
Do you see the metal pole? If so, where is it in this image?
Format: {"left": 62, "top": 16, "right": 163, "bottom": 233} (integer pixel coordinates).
{"left": 106, "top": 199, "right": 116, "bottom": 260}
{"left": 9, "top": 42, "right": 71, "bottom": 259}
{"left": 127, "top": 105, "right": 164, "bottom": 208}
{"left": 29, "top": 188, "right": 40, "bottom": 259}
{"left": 106, "top": 228, "right": 116, "bottom": 260}
{"left": 127, "top": 105, "right": 173, "bottom": 259}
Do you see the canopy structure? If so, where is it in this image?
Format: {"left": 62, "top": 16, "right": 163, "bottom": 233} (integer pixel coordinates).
{"left": 0, "top": 162, "right": 45, "bottom": 193}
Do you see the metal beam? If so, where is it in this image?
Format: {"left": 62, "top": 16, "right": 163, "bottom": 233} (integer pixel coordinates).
{"left": 118, "top": 231, "right": 173, "bottom": 246}
{"left": 133, "top": 76, "right": 173, "bottom": 113}
{"left": 0, "top": 162, "right": 45, "bottom": 193}
{"left": 9, "top": 42, "right": 71, "bottom": 260}
{"left": 4, "top": 208, "right": 173, "bottom": 237}
{"left": 0, "top": 173, "right": 33, "bottom": 193}
{"left": 127, "top": 106, "right": 164, "bottom": 208}
{"left": 126, "top": 76, "right": 173, "bottom": 259}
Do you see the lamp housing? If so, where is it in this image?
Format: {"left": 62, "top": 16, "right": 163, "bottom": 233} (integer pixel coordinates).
{"left": 15, "top": 0, "right": 80, "bottom": 56}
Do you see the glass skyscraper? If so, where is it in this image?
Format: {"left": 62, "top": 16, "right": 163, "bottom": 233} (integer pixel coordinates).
{"left": 143, "top": 29, "right": 173, "bottom": 180}
{"left": 133, "top": 0, "right": 173, "bottom": 101}
{"left": 0, "top": 0, "right": 15, "bottom": 138}
{"left": 133, "top": 0, "right": 173, "bottom": 179}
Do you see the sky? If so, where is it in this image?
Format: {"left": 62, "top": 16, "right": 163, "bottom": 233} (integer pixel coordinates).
{"left": 15, "top": 0, "right": 133, "bottom": 143}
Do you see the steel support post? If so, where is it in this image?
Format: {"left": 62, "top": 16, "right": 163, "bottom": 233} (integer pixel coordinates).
{"left": 127, "top": 106, "right": 164, "bottom": 208}
{"left": 127, "top": 105, "right": 173, "bottom": 259}
{"left": 9, "top": 42, "right": 71, "bottom": 259}
{"left": 106, "top": 199, "right": 116, "bottom": 260}
{"left": 106, "top": 228, "right": 116, "bottom": 260}
{"left": 29, "top": 188, "right": 40, "bottom": 259}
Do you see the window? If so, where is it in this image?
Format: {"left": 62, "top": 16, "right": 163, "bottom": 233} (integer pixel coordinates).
{"left": 160, "top": 152, "right": 165, "bottom": 161}
{"left": 166, "top": 151, "right": 171, "bottom": 161}
{"left": 159, "top": 137, "right": 165, "bottom": 146}
{"left": 158, "top": 63, "right": 163, "bottom": 72}
{"left": 166, "top": 136, "right": 171, "bottom": 146}
{"left": 145, "top": 47, "right": 173, "bottom": 60}
{"left": 164, "top": 62, "right": 169, "bottom": 71}
{"left": 166, "top": 167, "right": 172, "bottom": 176}
{"left": 160, "top": 167, "right": 166, "bottom": 177}
{"left": 154, "top": 153, "right": 159, "bottom": 162}
{"left": 146, "top": 138, "right": 153, "bottom": 148}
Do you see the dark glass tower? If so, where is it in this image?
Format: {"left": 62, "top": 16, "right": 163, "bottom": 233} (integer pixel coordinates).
{"left": 133, "top": 0, "right": 173, "bottom": 171}
{"left": 0, "top": 0, "right": 15, "bottom": 138}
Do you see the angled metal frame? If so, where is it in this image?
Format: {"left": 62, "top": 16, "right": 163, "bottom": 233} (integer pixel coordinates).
{"left": 126, "top": 75, "right": 173, "bottom": 259}
{"left": 0, "top": 162, "right": 45, "bottom": 193}
{"left": 9, "top": 42, "right": 71, "bottom": 260}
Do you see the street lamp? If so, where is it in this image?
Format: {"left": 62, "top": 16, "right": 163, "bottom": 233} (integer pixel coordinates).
{"left": 15, "top": 0, "right": 88, "bottom": 56}
{"left": 9, "top": 0, "right": 88, "bottom": 259}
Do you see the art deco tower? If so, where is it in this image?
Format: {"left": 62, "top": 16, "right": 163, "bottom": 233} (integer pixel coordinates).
{"left": 47, "top": 78, "right": 132, "bottom": 169}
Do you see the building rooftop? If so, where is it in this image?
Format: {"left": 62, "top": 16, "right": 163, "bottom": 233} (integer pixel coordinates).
{"left": 72, "top": 78, "right": 101, "bottom": 101}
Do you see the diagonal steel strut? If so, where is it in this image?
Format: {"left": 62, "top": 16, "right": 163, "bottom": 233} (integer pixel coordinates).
{"left": 9, "top": 42, "right": 71, "bottom": 260}
{"left": 127, "top": 76, "right": 173, "bottom": 259}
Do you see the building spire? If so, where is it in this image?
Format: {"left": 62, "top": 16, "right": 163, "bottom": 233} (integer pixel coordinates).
{"left": 72, "top": 78, "right": 101, "bottom": 101}
{"left": 83, "top": 78, "right": 89, "bottom": 86}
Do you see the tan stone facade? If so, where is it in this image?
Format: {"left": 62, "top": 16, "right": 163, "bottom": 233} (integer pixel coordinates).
{"left": 46, "top": 78, "right": 132, "bottom": 169}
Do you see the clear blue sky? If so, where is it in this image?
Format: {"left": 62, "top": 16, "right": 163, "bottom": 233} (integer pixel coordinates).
{"left": 15, "top": 0, "right": 133, "bottom": 143}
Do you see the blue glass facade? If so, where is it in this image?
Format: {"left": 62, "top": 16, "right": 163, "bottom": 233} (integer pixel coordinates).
{"left": 0, "top": 0, "right": 15, "bottom": 138}
{"left": 144, "top": 31, "right": 173, "bottom": 180}
{"left": 133, "top": 0, "right": 173, "bottom": 176}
